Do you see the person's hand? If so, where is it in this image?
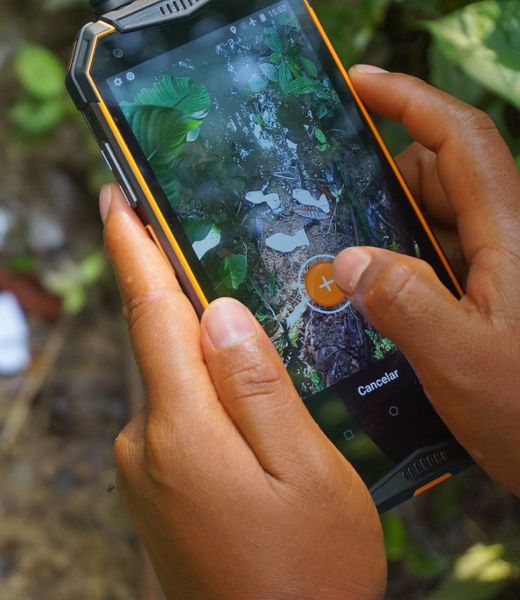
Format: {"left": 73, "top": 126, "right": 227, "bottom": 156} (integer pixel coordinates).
{"left": 335, "top": 66, "right": 520, "bottom": 496}
{"left": 99, "top": 184, "right": 386, "bottom": 600}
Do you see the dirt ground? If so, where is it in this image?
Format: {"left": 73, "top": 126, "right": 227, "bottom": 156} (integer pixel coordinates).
{"left": 0, "top": 313, "right": 142, "bottom": 599}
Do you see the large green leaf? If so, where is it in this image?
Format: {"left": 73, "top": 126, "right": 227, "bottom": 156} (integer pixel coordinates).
{"left": 134, "top": 75, "right": 211, "bottom": 117}
{"left": 126, "top": 105, "right": 200, "bottom": 167}
{"left": 124, "top": 75, "right": 211, "bottom": 203}
{"left": 425, "top": 0, "right": 520, "bottom": 109}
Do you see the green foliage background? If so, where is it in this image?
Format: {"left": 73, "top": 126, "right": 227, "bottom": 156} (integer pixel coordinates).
{"left": 2, "top": 0, "right": 520, "bottom": 598}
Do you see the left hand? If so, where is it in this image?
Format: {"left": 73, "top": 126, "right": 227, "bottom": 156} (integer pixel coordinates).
{"left": 100, "top": 184, "right": 387, "bottom": 600}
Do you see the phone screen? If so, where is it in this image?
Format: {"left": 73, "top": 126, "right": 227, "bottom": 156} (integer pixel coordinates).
{"left": 92, "top": 0, "right": 467, "bottom": 503}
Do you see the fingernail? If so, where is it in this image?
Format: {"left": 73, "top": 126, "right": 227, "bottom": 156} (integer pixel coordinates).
{"left": 204, "top": 298, "right": 258, "bottom": 349}
{"left": 334, "top": 249, "right": 372, "bottom": 295}
{"left": 99, "top": 185, "right": 113, "bottom": 225}
{"left": 351, "top": 64, "right": 389, "bottom": 74}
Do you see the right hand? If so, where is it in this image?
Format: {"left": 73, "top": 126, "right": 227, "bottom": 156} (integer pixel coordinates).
{"left": 335, "top": 67, "right": 520, "bottom": 496}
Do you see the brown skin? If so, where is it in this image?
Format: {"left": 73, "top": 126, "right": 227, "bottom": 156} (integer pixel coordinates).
{"left": 102, "top": 193, "right": 386, "bottom": 599}
{"left": 336, "top": 66, "right": 520, "bottom": 496}
{"left": 100, "top": 67, "right": 520, "bottom": 599}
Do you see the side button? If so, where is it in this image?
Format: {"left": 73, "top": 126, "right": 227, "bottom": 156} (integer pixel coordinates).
{"left": 101, "top": 143, "right": 139, "bottom": 210}
{"left": 145, "top": 225, "right": 169, "bottom": 263}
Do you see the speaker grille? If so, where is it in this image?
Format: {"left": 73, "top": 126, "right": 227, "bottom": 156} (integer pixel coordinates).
{"left": 159, "top": 0, "right": 203, "bottom": 16}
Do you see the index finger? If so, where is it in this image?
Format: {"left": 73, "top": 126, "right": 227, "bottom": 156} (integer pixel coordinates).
{"left": 101, "top": 184, "right": 218, "bottom": 424}
{"left": 349, "top": 67, "right": 520, "bottom": 262}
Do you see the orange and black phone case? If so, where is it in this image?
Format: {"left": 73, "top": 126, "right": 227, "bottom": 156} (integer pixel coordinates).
{"left": 67, "top": 0, "right": 471, "bottom": 511}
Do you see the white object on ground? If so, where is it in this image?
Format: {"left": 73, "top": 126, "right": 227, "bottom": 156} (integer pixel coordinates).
{"left": 286, "top": 301, "right": 308, "bottom": 329}
{"left": 28, "top": 213, "right": 65, "bottom": 253}
{"left": 0, "top": 208, "right": 13, "bottom": 251}
{"left": 0, "top": 292, "right": 31, "bottom": 376}
{"left": 265, "top": 229, "right": 310, "bottom": 253}
{"left": 246, "top": 191, "right": 281, "bottom": 211}
{"left": 193, "top": 226, "right": 221, "bottom": 260}
{"left": 292, "top": 189, "right": 330, "bottom": 214}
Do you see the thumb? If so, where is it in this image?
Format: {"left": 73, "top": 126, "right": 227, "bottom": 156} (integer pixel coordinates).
{"left": 334, "top": 247, "right": 466, "bottom": 381}
{"left": 200, "top": 298, "right": 340, "bottom": 482}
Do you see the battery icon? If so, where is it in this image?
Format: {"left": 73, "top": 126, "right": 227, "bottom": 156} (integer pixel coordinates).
{"left": 260, "top": 13, "right": 267, "bottom": 22}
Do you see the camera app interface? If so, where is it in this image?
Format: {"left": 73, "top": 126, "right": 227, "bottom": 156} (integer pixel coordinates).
{"left": 109, "top": 1, "right": 422, "bottom": 399}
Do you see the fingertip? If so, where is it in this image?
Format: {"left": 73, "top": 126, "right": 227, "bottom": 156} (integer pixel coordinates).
{"left": 334, "top": 248, "right": 373, "bottom": 296}
{"left": 99, "top": 184, "right": 114, "bottom": 224}
{"left": 349, "top": 64, "right": 389, "bottom": 76}
{"left": 99, "top": 183, "right": 133, "bottom": 226}
{"left": 202, "top": 298, "right": 259, "bottom": 351}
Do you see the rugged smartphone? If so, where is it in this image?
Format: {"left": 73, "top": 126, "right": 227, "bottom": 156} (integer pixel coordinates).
{"left": 67, "top": 0, "right": 471, "bottom": 511}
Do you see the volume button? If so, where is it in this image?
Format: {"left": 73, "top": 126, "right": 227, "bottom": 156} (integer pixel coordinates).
{"left": 145, "top": 225, "right": 169, "bottom": 263}
{"left": 101, "top": 143, "right": 139, "bottom": 209}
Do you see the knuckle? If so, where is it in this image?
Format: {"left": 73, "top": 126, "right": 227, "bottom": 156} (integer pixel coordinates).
{"left": 122, "top": 289, "right": 175, "bottom": 332}
{"left": 223, "top": 346, "right": 285, "bottom": 405}
{"left": 143, "top": 418, "right": 178, "bottom": 488}
{"left": 464, "top": 107, "right": 497, "bottom": 135}
{"left": 361, "top": 261, "right": 418, "bottom": 320}
{"left": 114, "top": 420, "right": 142, "bottom": 481}
{"left": 363, "top": 264, "right": 413, "bottom": 315}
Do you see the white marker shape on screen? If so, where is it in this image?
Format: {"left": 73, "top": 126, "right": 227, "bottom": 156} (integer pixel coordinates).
{"left": 292, "top": 189, "right": 330, "bottom": 214}
{"left": 286, "top": 301, "right": 308, "bottom": 329}
{"left": 246, "top": 191, "right": 281, "bottom": 211}
{"left": 265, "top": 229, "right": 310, "bottom": 253}
{"left": 193, "top": 226, "right": 221, "bottom": 260}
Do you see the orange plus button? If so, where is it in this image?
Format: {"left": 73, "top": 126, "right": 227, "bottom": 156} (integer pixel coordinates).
{"left": 304, "top": 260, "right": 347, "bottom": 308}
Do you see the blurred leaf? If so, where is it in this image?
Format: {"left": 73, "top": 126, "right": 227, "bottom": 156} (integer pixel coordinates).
{"left": 515, "top": 154, "right": 520, "bottom": 171}
{"left": 10, "top": 97, "right": 63, "bottom": 135}
{"left": 382, "top": 512, "right": 408, "bottom": 561}
{"left": 8, "top": 255, "right": 36, "bottom": 274}
{"left": 405, "top": 540, "right": 448, "bottom": 579}
{"left": 63, "top": 286, "right": 87, "bottom": 315}
{"left": 43, "top": 0, "right": 89, "bottom": 9}
{"left": 429, "top": 43, "right": 486, "bottom": 106}
{"left": 14, "top": 44, "right": 65, "bottom": 100}
{"left": 79, "top": 251, "right": 105, "bottom": 285}
{"left": 427, "top": 543, "right": 520, "bottom": 600}
{"left": 425, "top": 0, "right": 520, "bottom": 109}
{"left": 314, "top": 0, "right": 390, "bottom": 64}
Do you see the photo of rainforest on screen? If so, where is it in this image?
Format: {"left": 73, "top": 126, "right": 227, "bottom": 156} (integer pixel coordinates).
{"left": 108, "top": 1, "right": 422, "bottom": 401}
